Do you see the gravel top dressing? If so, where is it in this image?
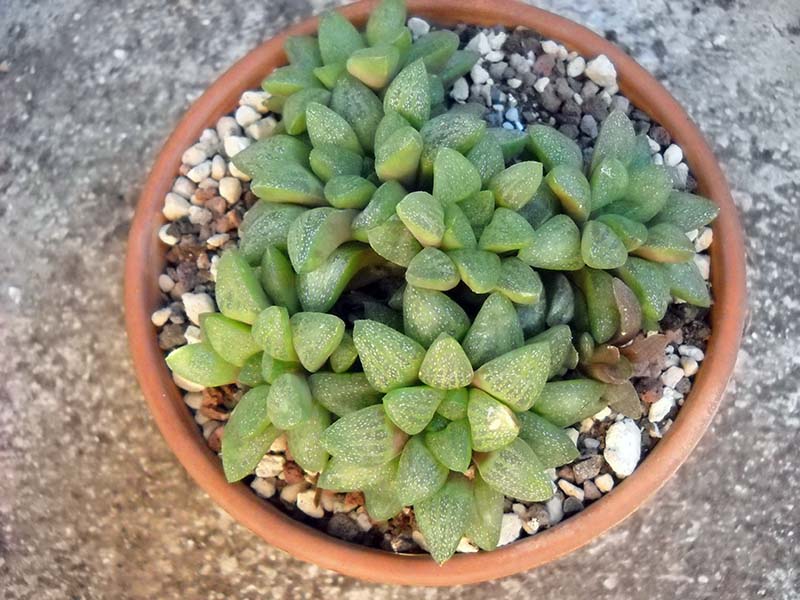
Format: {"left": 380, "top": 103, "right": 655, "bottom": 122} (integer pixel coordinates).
{"left": 153, "top": 7, "right": 715, "bottom": 560}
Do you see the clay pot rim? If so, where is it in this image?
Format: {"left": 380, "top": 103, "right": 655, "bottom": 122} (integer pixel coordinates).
{"left": 124, "top": 0, "right": 747, "bottom": 586}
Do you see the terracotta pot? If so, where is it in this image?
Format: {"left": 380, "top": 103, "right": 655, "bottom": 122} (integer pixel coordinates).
{"left": 124, "top": 0, "right": 747, "bottom": 586}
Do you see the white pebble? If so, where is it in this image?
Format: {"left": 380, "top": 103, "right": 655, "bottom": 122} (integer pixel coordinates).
{"left": 296, "top": 489, "right": 325, "bottom": 518}
{"left": 681, "top": 357, "right": 699, "bottom": 376}
{"left": 595, "top": 473, "right": 615, "bottom": 493}
{"left": 604, "top": 419, "right": 641, "bottom": 478}
{"left": 158, "top": 224, "right": 179, "bottom": 246}
{"left": 229, "top": 162, "right": 251, "bottom": 182}
{"left": 679, "top": 345, "right": 705, "bottom": 361}
{"left": 664, "top": 144, "right": 684, "bottom": 167}
{"left": 565, "top": 427, "right": 580, "bottom": 445}
{"left": 188, "top": 205, "right": 212, "bottom": 226}
{"left": 661, "top": 365, "right": 685, "bottom": 388}
{"left": 648, "top": 393, "right": 675, "bottom": 423}
{"left": 151, "top": 307, "right": 171, "bottom": 327}
{"left": 593, "top": 406, "right": 612, "bottom": 421}
{"left": 162, "top": 192, "right": 191, "bottom": 220}
{"left": 466, "top": 32, "right": 491, "bottom": 55}
{"left": 187, "top": 160, "right": 212, "bottom": 183}
{"left": 270, "top": 434, "right": 288, "bottom": 453}
{"left": 235, "top": 105, "right": 261, "bottom": 128}
{"left": 182, "top": 144, "right": 209, "bottom": 167}
{"left": 573, "top": 93, "right": 583, "bottom": 106}
{"left": 605, "top": 83, "right": 620, "bottom": 96}
{"left": 450, "top": 77, "right": 469, "bottom": 102}
{"left": 239, "top": 90, "right": 271, "bottom": 112}
{"left": 223, "top": 135, "right": 251, "bottom": 158}
{"left": 184, "top": 325, "right": 202, "bottom": 345}
{"left": 558, "top": 480, "right": 585, "bottom": 501}
{"left": 511, "top": 503, "right": 527, "bottom": 516}
{"left": 470, "top": 64, "right": 490, "bottom": 84}
{"left": 541, "top": 40, "right": 560, "bottom": 55}
{"left": 488, "top": 31, "right": 507, "bottom": 50}
{"left": 407, "top": 16, "right": 430, "bottom": 39}
{"left": 250, "top": 477, "right": 276, "bottom": 499}
{"left": 320, "top": 490, "right": 337, "bottom": 512}
{"left": 585, "top": 54, "right": 617, "bottom": 87}
{"left": 216, "top": 115, "right": 241, "bottom": 139}
{"left": 456, "top": 537, "right": 479, "bottom": 553}
{"left": 545, "top": 495, "right": 564, "bottom": 525}
{"left": 194, "top": 411, "right": 210, "bottom": 426}
{"left": 411, "top": 530, "right": 429, "bottom": 551}
{"left": 665, "top": 352, "right": 680, "bottom": 367}
{"left": 280, "top": 482, "right": 307, "bottom": 504}
{"left": 647, "top": 136, "right": 661, "bottom": 153}
{"left": 653, "top": 153, "right": 664, "bottom": 165}
{"left": 158, "top": 274, "right": 175, "bottom": 293}
{"left": 174, "top": 372, "right": 204, "bottom": 392}
{"left": 172, "top": 176, "right": 196, "bottom": 199}
{"left": 219, "top": 176, "right": 242, "bottom": 205}
{"left": 534, "top": 77, "right": 550, "bottom": 92}
{"left": 566, "top": 56, "right": 586, "bottom": 77}
{"left": 583, "top": 437, "right": 601, "bottom": 451}
{"left": 485, "top": 50, "right": 504, "bottom": 63}
{"left": 694, "top": 254, "right": 710, "bottom": 280}
{"left": 207, "top": 233, "right": 230, "bottom": 249}
{"left": 211, "top": 154, "right": 227, "bottom": 180}
{"left": 497, "top": 513, "right": 523, "bottom": 546}
{"left": 182, "top": 292, "right": 216, "bottom": 325}
{"left": 354, "top": 511, "right": 372, "bottom": 531}
{"left": 695, "top": 227, "right": 713, "bottom": 252}
{"left": 507, "top": 77, "right": 522, "bottom": 89}
{"left": 183, "top": 392, "right": 203, "bottom": 410}
{"left": 246, "top": 116, "right": 278, "bottom": 140}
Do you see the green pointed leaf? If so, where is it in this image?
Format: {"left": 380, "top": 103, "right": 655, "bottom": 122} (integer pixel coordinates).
{"left": 363, "top": 461, "right": 405, "bottom": 521}
{"left": 318, "top": 10, "right": 365, "bottom": 66}
{"left": 395, "top": 436, "right": 449, "bottom": 506}
{"left": 590, "top": 157, "right": 629, "bottom": 211}
{"left": 546, "top": 164, "right": 591, "bottom": 223}
{"left": 240, "top": 203, "right": 307, "bottom": 263}
{"left": 287, "top": 401, "right": 331, "bottom": 472}
{"left": 440, "top": 50, "right": 480, "bottom": 87}
{"left": 200, "top": 313, "right": 260, "bottom": 367}
{"left": 296, "top": 242, "right": 380, "bottom": 312}
{"left": 222, "top": 395, "right": 280, "bottom": 481}
{"left": 383, "top": 59, "right": 431, "bottom": 128}
{"left": 403, "top": 285, "right": 471, "bottom": 347}
{"left": 518, "top": 181, "right": 560, "bottom": 230}
{"left": 527, "top": 124, "right": 583, "bottom": 171}
{"left": 260, "top": 245, "right": 300, "bottom": 314}
{"left": 424, "top": 418, "right": 472, "bottom": 472}
{"left": 532, "top": 379, "right": 607, "bottom": 427}
{"left": 223, "top": 384, "right": 271, "bottom": 442}
{"left": 308, "top": 144, "right": 362, "bottom": 182}
{"left": 367, "top": 215, "right": 422, "bottom": 267}
{"left": 330, "top": 74, "right": 385, "bottom": 153}
{"left": 309, "top": 371, "right": 381, "bottom": 416}
{"left": 595, "top": 213, "right": 648, "bottom": 251}
{"left": 632, "top": 223, "right": 696, "bottom": 263}
{"left": 414, "top": 473, "right": 474, "bottom": 564}
{"left": 404, "top": 30, "right": 459, "bottom": 72}
{"left": 432, "top": 147, "right": 482, "bottom": 205}
{"left": 374, "top": 110, "right": 412, "bottom": 150}
{"left": 352, "top": 180, "right": 407, "bottom": 241}
{"left": 591, "top": 109, "right": 636, "bottom": 172}
{"left": 570, "top": 268, "right": 620, "bottom": 344}
{"left": 375, "top": 126, "right": 423, "bottom": 184}
{"left": 287, "top": 207, "right": 356, "bottom": 274}
{"left": 650, "top": 191, "right": 720, "bottom": 232}
{"left": 232, "top": 135, "right": 311, "bottom": 178}
{"left": 602, "top": 164, "right": 671, "bottom": 222}
{"left": 284, "top": 35, "right": 322, "bottom": 68}
{"left": 290, "top": 312, "right": 345, "bottom": 372}
{"left": 489, "top": 161, "right": 543, "bottom": 211}
{"left": 363, "top": 300, "right": 404, "bottom": 332}
{"left": 366, "top": 0, "right": 407, "bottom": 46}
{"left": 313, "top": 62, "right": 347, "bottom": 89}
{"left": 418, "top": 334, "right": 474, "bottom": 390}
{"left": 458, "top": 190, "right": 495, "bottom": 238}
{"left": 440, "top": 203, "right": 478, "bottom": 250}
{"left": 324, "top": 175, "right": 376, "bottom": 209}
{"left": 395, "top": 191, "right": 445, "bottom": 247}
{"left": 486, "top": 127, "right": 528, "bottom": 162}
{"left": 467, "top": 389, "right": 520, "bottom": 452}
{"left": 467, "top": 134, "right": 506, "bottom": 188}
{"left": 267, "top": 372, "right": 313, "bottom": 430}
{"left": 321, "top": 404, "right": 407, "bottom": 465}
{"left": 252, "top": 305, "right": 298, "bottom": 361}
{"left": 406, "top": 247, "right": 459, "bottom": 291}
{"left": 384, "top": 386, "right": 446, "bottom": 435}
{"left": 318, "top": 455, "right": 396, "bottom": 491}
{"left": 238, "top": 352, "right": 265, "bottom": 387}
{"left": 262, "top": 65, "right": 321, "bottom": 96}
{"left": 347, "top": 44, "right": 401, "bottom": 89}
{"left": 475, "top": 438, "right": 553, "bottom": 502}
{"left": 216, "top": 249, "right": 271, "bottom": 324}
{"left": 463, "top": 293, "right": 524, "bottom": 367}
{"left": 478, "top": 208, "right": 536, "bottom": 253}
{"left": 516, "top": 411, "right": 579, "bottom": 469}
{"left": 419, "top": 112, "right": 486, "bottom": 179}
{"left": 581, "top": 219, "right": 629, "bottom": 269}
{"left": 261, "top": 353, "right": 302, "bottom": 384}
{"left": 166, "top": 342, "right": 240, "bottom": 388}
{"left": 436, "top": 388, "right": 469, "bottom": 420}
{"left": 353, "top": 319, "right": 425, "bottom": 392}
{"left": 465, "top": 472, "right": 504, "bottom": 551}
{"left": 615, "top": 256, "right": 671, "bottom": 323}
{"left": 529, "top": 324, "right": 576, "bottom": 379}
{"left": 496, "top": 257, "right": 543, "bottom": 305}
{"left": 283, "top": 88, "right": 331, "bottom": 135}
{"left": 251, "top": 162, "right": 326, "bottom": 206}
{"left": 306, "top": 101, "right": 363, "bottom": 155}
{"left": 542, "top": 272, "right": 575, "bottom": 327}
{"left": 329, "top": 331, "right": 358, "bottom": 373}
{"left": 472, "top": 342, "right": 550, "bottom": 412}
{"left": 661, "top": 261, "right": 711, "bottom": 307}
{"left": 517, "top": 214, "right": 584, "bottom": 271}
{"left": 517, "top": 296, "right": 548, "bottom": 338}
{"left": 448, "top": 248, "right": 501, "bottom": 294}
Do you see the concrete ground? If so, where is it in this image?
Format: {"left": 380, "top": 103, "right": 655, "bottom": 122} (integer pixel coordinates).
{"left": 1, "top": 0, "right": 798, "bottom": 598}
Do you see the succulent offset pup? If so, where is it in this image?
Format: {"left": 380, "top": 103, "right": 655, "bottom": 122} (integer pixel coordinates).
{"left": 165, "top": 0, "right": 718, "bottom": 564}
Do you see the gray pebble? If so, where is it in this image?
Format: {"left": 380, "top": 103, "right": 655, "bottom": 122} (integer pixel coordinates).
{"left": 326, "top": 513, "right": 361, "bottom": 542}
{"left": 563, "top": 497, "right": 584, "bottom": 515}
{"left": 539, "top": 87, "right": 562, "bottom": 112}
{"left": 611, "top": 96, "right": 631, "bottom": 114}
{"left": 489, "top": 61, "right": 507, "bottom": 79}
{"left": 559, "top": 123, "right": 579, "bottom": 139}
{"left": 580, "top": 114, "right": 598, "bottom": 138}
{"left": 583, "top": 95, "right": 609, "bottom": 121}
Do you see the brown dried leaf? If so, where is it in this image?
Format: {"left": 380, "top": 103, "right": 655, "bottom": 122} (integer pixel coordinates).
{"left": 602, "top": 380, "right": 643, "bottom": 419}
{"left": 610, "top": 277, "right": 643, "bottom": 345}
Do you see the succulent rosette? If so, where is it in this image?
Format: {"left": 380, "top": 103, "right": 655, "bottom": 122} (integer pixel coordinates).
{"left": 165, "top": 0, "right": 718, "bottom": 564}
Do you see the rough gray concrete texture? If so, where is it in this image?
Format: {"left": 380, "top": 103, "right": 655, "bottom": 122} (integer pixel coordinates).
{"left": 0, "top": 0, "right": 798, "bottom": 597}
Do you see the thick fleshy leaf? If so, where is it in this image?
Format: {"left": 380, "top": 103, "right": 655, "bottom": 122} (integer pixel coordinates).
{"left": 458, "top": 190, "right": 495, "bottom": 238}
{"left": 318, "top": 10, "right": 365, "bottom": 66}
{"left": 222, "top": 407, "right": 280, "bottom": 481}
{"left": 475, "top": 438, "right": 553, "bottom": 501}
{"left": 496, "top": 257, "right": 544, "bottom": 305}
{"left": 517, "top": 214, "right": 583, "bottom": 271}
{"left": 603, "top": 380, "right": 643, "bottom": 419}
{"left": 308, "top": 144, "right": 362, "bottom": 182}
{"left": 485, "top": 127, "right": 528, "bottom": 161}
{"left": 215, "top": 249, "right": 271, "bottom": 324}
{"left": 318, "top": 455, "right": 396, "bottom": 491}
{"left": 615, "top": 256, "right": 671, "bottom": 324}
{"left": 528, "top": 324, "right": 576, "bottom": 379}
{"left": 403, "top": 285, "right": 471, "bottom": 347}
{"left": 324, "top": 175, "right": 376, "bottom": 209}
{"left": 406, "top": 247, "right": 459, "bottom": 291}
{"left": 478, "top": 208, "right": 535, "bottom": 253}
{"left": 366, "top": 0, "right": 407, "bottom": 46}
{"left": 463, "top": 293, "right": 524, "bottom": 368}
{"left": 465, "top": 472, "right": 504, "bottom": 551}
{"left": 267, "top": 372, "right": 313, "bottom": 430}
{"left": 590, "top": 109, "right": 636, "bottom": 172}
{"left": 518, "top": 181, "right": 560, "bottom": 230}
{"left": 309, "top": 372, "right": 381, "bottom": 417}
{"left": 287, "top": 401, "right": 331, "bottom": 472}
{"left": 595, "top": 213, "right": 648, "bottom": 252}
{"left": 436, "top": 388, "right": 469, "bottom": 420}
{"left": 232, "top": 135, "right": 311, "bottom": 178}
{"left": 661, "top": 261, "right": 711, "bottom": 307}
{"left": 251, "top": 162, "right": 326, "bottom": 206}
{"left": 649, "top": 191, "right": 720, "bottom": 232}
{"left": 543, "top": 272, "right": 575, "bottom": 327}
{"left": 570, "top": 268, "right": 620, "bottom": 344}
{"left": 261, "top": 353, "right": 301, "bottom": 384}
{"left": 313, "top": 62, "right": 346, "bottom": 89}
{"left": 414, "top": 473, "right": 474, "bottom": 564}
{"left": 239, "top": 203, "right": 307, "bottom": 263}
{"left": 448, "top": 248, "right": 502, "bottom": 294}
{"left": 363, "top": 301, "right": 404, "bottom": 332}
{"left": 375, "top": 126, "right": 423, "bottom": 184}
{"left": 610, "top": 277, "right": 643, "bottom": 345}
{"left": 441, "top": 203, "right": 478, "bottom": 250}
{"left": 419, "top": 112, "right": 486, "bottom": 179}
{"left": 353, "top": 319, "right": 425, "bottom": 392}
{"left": 283, "top": 88, "right": 331, "bottom": 135}
{"left": 432, "top": 147, "right": 482, "bottom": 205}
{"left": 396, "top": 191, "right": 445, "bottom": 247}
{"left": 384, "top": 386, "right": 446, "bottom": 434}
{"left": 352, "top": 180, "right": 407, "bottom": 241}
{"left": 632, "top": 223, "right": 696, "bottom": 263}
{"left": 467, "top": 135, "right": 506, "bottom": 188}
{"left": 383, "top": 59, "right": 431, "bottom": 128}
{"left": 472, "top": 342, "right": 550, "bottom": 412}
{"left": 404, "top": 30, "right": 460, "bottom": 72}
{"left": 527, "top": 124, "right": 583, "bottom": 171}
{"left": 418, "top": 334, "right": 474, "bottom": 390}
{"left": 468, "top": 389, "right": 520, "bottom": 452}
{"left": 166, "top": 342, "right": 239, "bottom": 388}
{"left": 260, "top": 245, "right": 300, "bottom": 314}
{"left": 424, "top": 418, "right": 472, "bottom": 472}
{"left": 516, "top": 411, "right": 579, "bottom": 469}
{"left": 363, "top": 462, "right": 404, "bottom": 521}
{"left": 330, "top": 75, "right": 385, "bottom": 153}
{"left": 329, "top": 331, "right": 358, "bottom": 373}
{"left": 296, "top": 243, "right": 381, "bottom": 312}
{"left": 347, "top": 44, "right": 401, "bottom": 89}
{"left": 320, "top": 404, "right": 407, "bottom": 465}
{"left": 581, "top": 219, "right": 629, "bottom": 269}
{"left": 489, "top": 161, "right": 543, "bottom": 211}
{"left": 396, "top": 436, "right": 449, "bottom": 506}
{"left": 287, "top": 207, "right": 357, "bottom": 274}
{"left": 222, "top": 384, "right": 271, "bottom": 445}
{"left": 237, "top": 352, "right": 265, "bottom": 387}
{"left": 546, "top": 165, "right": 591, "bottom": 223}
{"left": 532, "top": 379, "right": 607, "bottom": 427}
{"left": 284, "top": 35, "right": 322, "bottom": 68}
{"left": 374, "top": 110, "right": 412, "bottom": 150}
{"left": 590, "top": 157, "right": 629, "bottom": 211}
{"left": 367, "top": 215, "right": 423, "bottom": 267}
{"left": 306, "top": 101, "right": 363, "bottom": 155}
{"left": 602, "top": 164, "right": 672, "bottom": 222}
{"left": 262, "top": 65, "right": 321, "bottom": 96}
{"left": 252, "top": 305, "right": 298, "bottom": 361}
{"left": 200, "top": 314, "right": 260, "bottom": 367}
{"left": 290, "top": 312, "right": 345, "bottom": 372}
